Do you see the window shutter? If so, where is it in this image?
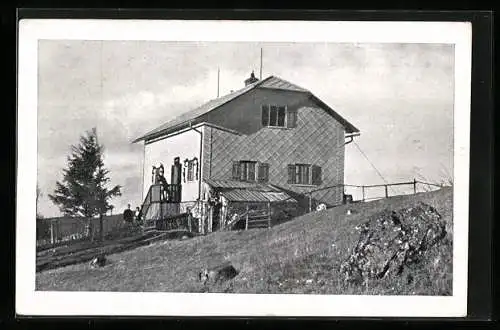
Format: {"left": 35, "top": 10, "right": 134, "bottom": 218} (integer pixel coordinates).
{"left": 258, "top": 163, "right": 269, "bottom": 182}
{"left": 312, "top": 165, "right": 322, "bottom": 185}
{"left": 232, "top": 161, "right": 240, "bottom": 180}
{"left": 261, "top": 105, "right": 269, "bottom": 127}
{"left": 286, "top": 109, "right": 297, "bottom": 128}
{"left": 287, "top": 164, "right": 296, "bottom": 184}
{"left": 248, "top": 163, "right": 256, "bottom": 181}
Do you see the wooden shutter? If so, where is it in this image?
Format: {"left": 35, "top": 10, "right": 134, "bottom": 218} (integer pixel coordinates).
{"left": 232, "top": 161, "right": 241, "bottom": 180}
{"left": 286, "top": 109, "right": 297, "bottom": 128}
{"left": 248, "top": 163, "right": 256, "bottom": 181}
{"left": 261, "top": 105, "right": 269, "bottom": 127}
{"left": 312, "top": 165, "right": 322, "bottom": 185}
{"left": 287, "top": 164, "right": 296, "bottom": 184}
{"left": 258, "top": 163, "right": 269, "bottom": 182}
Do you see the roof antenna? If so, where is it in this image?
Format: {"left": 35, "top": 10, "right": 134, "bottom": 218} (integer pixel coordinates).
{"left": 259, "top": 48, "right": 263, "bottom": 80}
{"left": 217, "top": 67, "right": 220, "bottom": 98}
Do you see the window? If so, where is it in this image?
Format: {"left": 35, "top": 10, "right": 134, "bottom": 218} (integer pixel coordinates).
{"left": 184, "top": 157, "right": 199, "bottom": 182}
{"left": 187, "top": 161, "right": 194, "bottom": 181}
{"left": 262, "top": 105, "right": 287, "bottom": 127}
{"left": 296, "top": 164, "right": 310, "bottom": 185}
{"left": 240, "top": 161, "right": 256, "bottom": 181}
{"left": 232, "top": 161, "right": 270, "bottom": 182}
{"left": 287, "top": 164, "right": 322, "bottom": 185}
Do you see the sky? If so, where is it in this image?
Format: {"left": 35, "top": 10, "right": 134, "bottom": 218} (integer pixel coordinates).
{"left": 37, "top": 40, "right": 454, "bottom": 217}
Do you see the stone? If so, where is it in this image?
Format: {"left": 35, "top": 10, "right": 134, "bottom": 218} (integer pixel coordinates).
{"left": 198, "top": 262, "right": 239, "bottom": 286}
{"left": 89, "top": 254, "right": 107, "bottom": 268}
{"left": 340, "top": 202, "right": 447, "bottom": 285}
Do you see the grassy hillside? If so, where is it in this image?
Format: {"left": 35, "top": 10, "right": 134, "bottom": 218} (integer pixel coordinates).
{"left": 36, "top": 187, "right": 453, "bottom": 295}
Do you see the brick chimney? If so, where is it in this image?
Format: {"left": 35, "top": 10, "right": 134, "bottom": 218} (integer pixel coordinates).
{"left": 244, "top": 71, "right": 259, "bottom": 86}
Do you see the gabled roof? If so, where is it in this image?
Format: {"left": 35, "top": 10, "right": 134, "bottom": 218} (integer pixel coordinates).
{"left": 132, "top": 75, "right": 359, "bottom": 143}
{"left": 259, "top": 76, "right": 309, "bottom": 92}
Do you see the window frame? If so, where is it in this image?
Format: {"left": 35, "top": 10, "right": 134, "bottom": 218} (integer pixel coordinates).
{"left": 295, "top": 163, "right": 312, "bottom": 185}
{"left": 186, "top": 160, "right": 195, "bottom": 182}
{"left": 288, "top": 163, "right": 322, "bottom": 186}
{"left": 261, "top": 104, "right": 288, "bottom": 128}
{"left": 239, "top": 161, "right": 257, "bottom": 182}
{"left": 232, "top": 161, "right": 270, "bottom": 182}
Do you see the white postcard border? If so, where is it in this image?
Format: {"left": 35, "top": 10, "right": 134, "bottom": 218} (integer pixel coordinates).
{"left": 17, "top": 19, "right": 472, "bottom": 317}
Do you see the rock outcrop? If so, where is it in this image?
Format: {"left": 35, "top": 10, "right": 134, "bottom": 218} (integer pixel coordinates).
{"left": 340, "top": 202, "right": 447, "bottom": 285}
{"left": 198, "top": 262, "right": 239, "bottom": 287}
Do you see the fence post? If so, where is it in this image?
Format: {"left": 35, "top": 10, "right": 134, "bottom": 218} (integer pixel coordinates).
{"left": 188, "top": 212, "right": 192, "bottom": 232}
{"left": 385, "top": 185, "right": 389, "bottom": 198}
{"left": 413, "top": 178, "right": 417, "bottom": 194}
{"left": 201, "top": 202, "right": 205, "bottom": 235}
{"left": 308, "top": 193, "right": 312, "bottom": 212}
{"left": 362, "top": 186, "right": 365, "bottom": 202}
{"left": 50, "top": 220, "right": 54, "bottom": 246}
{"left": 245, "top": 204, "right": 249, "bottom": 230}
{"left": 160, "top": 196, "right": 163, "bottom": 222}
{"left": 208, "top": 203, "right": 213, "bottom": 233}
{"left": 267, "top": 202, "right": 271, "bottom": 228}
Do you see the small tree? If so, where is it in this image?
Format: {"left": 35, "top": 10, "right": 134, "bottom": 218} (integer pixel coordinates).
{"left": 49, "top": 128, "right": 121, "bottom": 241}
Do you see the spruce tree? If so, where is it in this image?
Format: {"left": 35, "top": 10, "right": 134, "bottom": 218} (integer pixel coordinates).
{"left": 49, "top": 128, "right": 121, "bottom": 241}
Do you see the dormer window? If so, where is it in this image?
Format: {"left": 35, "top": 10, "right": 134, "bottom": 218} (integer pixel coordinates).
{"left": 261, "top": 105, "right": 297, "bottom": 128}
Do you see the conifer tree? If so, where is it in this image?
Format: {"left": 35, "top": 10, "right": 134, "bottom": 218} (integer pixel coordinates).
{"left": 49, "top": 128, "right": 121, "bottom": 241}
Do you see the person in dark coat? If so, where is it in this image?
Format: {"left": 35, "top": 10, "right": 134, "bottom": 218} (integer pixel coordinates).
{"left": 123, "top": 204, "right": 134, "bottom": 223}
{"left": 157, "top": 164, "right": 170, "bottom": 201}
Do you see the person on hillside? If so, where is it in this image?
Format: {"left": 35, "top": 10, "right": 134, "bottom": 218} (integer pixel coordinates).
{"left": 123, "top": 204, "right": 134, "bottom": 223}
{"left": 134, "top": 206, "right": 142, "bottom": 223}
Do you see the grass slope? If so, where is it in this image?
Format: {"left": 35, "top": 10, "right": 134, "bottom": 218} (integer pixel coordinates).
{"left": 36, "top": 188, "right": 453, "bottom": 295}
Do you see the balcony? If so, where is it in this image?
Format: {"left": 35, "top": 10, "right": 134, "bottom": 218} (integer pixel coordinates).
{"left": 141, "top": 184, "right": 182, "bottom": 226}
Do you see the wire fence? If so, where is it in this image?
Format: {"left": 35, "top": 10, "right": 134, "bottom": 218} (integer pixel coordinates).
{"left": 344, "top": 179, "right": 445, "bottom": 202}
{"left": 303, "top": 179, "right": 447, "bottom": 212}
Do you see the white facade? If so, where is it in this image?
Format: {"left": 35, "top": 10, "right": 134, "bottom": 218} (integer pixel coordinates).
{"left": 142, "top": 126, "right": 205, "bottom": 203}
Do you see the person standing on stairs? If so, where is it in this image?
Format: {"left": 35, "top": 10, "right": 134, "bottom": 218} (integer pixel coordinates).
{"left": 156, "top": 164, "right": 170, "bottom": 201}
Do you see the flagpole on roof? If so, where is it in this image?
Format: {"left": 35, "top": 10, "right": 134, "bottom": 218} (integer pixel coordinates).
{"left": 259, "top": 48, "right": 263, "bottom": 80}
{"left": 217, "top": 67, "right": 220, "bottom": 98}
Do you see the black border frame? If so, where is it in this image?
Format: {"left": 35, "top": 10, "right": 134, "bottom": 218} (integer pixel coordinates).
{"left": 7, "top": 8, "right": 494, "bottom": 328}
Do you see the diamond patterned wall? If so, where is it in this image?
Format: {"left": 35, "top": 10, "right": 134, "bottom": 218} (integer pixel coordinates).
{"left": 201, "top": 88, "right": 346, "bottom": 206}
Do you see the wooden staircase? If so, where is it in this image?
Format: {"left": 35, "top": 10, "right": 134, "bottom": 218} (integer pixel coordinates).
{"left": 246, "top": 213, "right": 271, "bottom": 229}
{"left": 224, "top": 205, "right": 272, "bottom": 231}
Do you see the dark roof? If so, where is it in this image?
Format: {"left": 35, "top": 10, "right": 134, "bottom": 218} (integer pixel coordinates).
{"left": 220, "top": 189, "right": 297, "bottom": 203}
{"left": 132, "top": 75, "right": 359, "bottom": 143}
{"left": 204, "top": 179, "right": 297, "bottom": 203}
{"left": 204, "top": 179, "right": 278, "bottom": 191}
